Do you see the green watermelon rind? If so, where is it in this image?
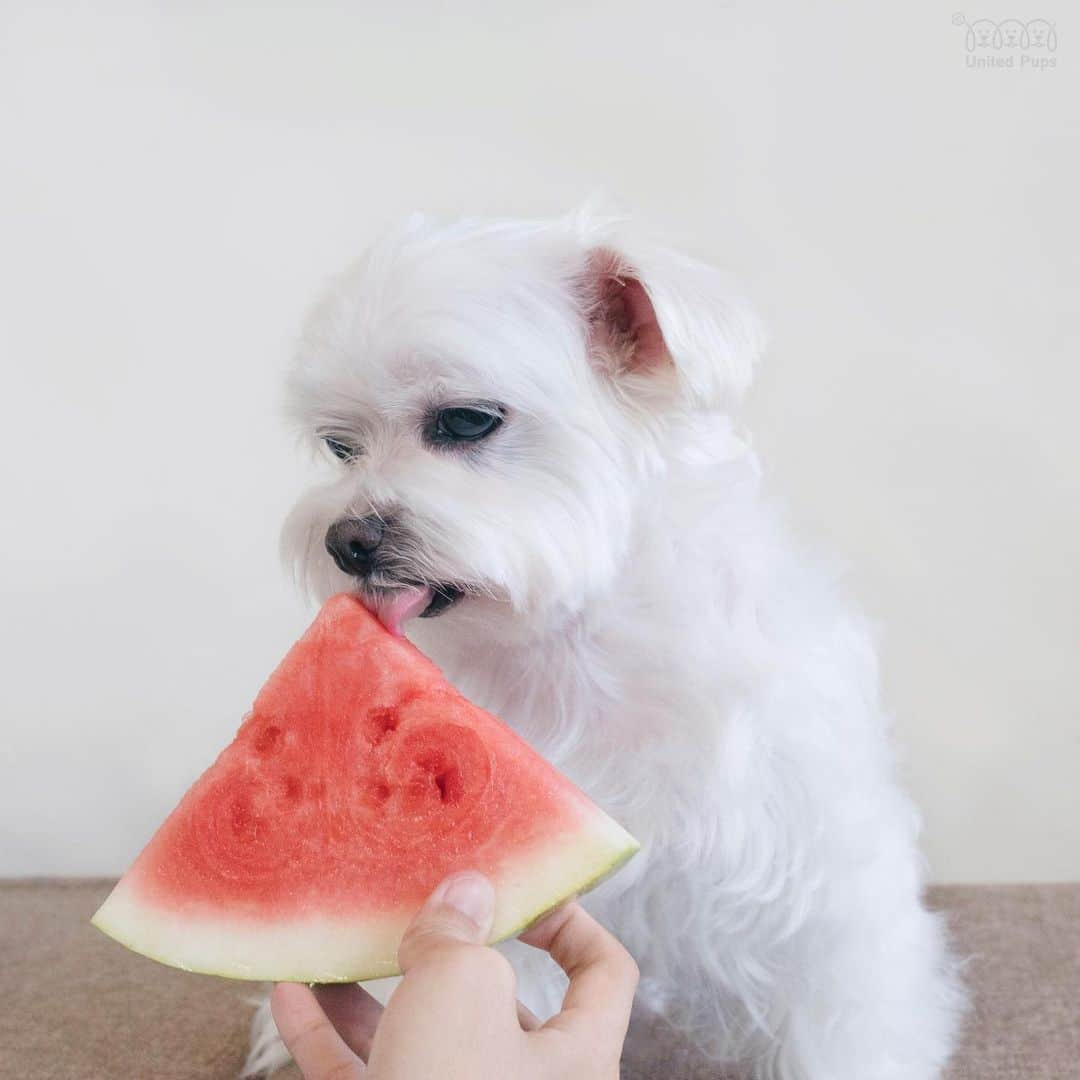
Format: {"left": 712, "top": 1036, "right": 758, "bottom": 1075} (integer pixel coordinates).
{"left": 493, "top": 837, "right": 640, "bottom": 947}
{"left": 90, "top": 828, "right": 639, "bottom": 984}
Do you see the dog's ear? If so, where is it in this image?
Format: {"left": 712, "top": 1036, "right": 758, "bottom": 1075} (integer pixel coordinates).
{"left": 580, "top": 244, "right": 764, "bottom": 409}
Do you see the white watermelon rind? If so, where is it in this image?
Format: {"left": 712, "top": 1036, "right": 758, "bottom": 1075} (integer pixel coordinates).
{"left": 91, "top": 814, "right": 639, "bottom": 983}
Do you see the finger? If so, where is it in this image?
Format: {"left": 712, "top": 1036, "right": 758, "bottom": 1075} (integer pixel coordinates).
{"left": 520, "top": 902, "right": 638, "bottom": 1043}
{"left": 271, "top": 982, "right": 363, "bottom": 1079}
{"left": 312, "top": 983, "right": 384, "bottom": 1062}
{"left": 397, "top": 871, "right": 496, "bottom": 975}
{"left": 516, "top": 999, "right": 541, "bottom": 1031}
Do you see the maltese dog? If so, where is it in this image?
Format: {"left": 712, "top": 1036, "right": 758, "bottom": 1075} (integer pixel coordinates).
{"left": 246, "top": 209, "right": 964, "bottom": 1078}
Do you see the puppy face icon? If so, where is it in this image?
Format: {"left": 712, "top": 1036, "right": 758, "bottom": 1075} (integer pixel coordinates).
{"left": 966, "top": 18, "right": 1000, "bottom": 50}
{"left": 1026, "top": 19, "right": 1057, "bottom": 50}
{"left": 997, "top": 19, "right": 1026, "bottom": 48}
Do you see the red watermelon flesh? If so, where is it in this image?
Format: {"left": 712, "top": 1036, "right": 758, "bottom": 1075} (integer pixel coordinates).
{"left": 91, "top": 594, "right": 639, "bottom": 982}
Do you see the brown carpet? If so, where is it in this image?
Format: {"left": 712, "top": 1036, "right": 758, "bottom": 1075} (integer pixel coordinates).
{"left": 1, "top": 880, "right": 1077, "bottom": 1078}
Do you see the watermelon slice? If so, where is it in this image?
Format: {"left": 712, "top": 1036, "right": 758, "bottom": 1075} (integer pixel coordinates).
{"left": 91, "top": 594, "right": 638, "bottom": 982}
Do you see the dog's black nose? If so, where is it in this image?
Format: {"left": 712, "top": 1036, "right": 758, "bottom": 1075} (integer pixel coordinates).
{"left": 325, "top": 516, "right": 385, "bottom": 577}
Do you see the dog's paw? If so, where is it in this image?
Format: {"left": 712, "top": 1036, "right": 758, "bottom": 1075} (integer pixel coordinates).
{"left": 240, "top": 991, "right": 292, "bottom": 1078}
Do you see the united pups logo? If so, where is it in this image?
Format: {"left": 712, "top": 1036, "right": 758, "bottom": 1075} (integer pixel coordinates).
{"left": 953, "top": 15, "right": 1059, "bottom": 68}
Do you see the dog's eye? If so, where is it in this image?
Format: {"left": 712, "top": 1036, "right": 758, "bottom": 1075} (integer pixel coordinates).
{"left": 433, "top": 406, "right": 504, "bottom": 443}
{"left": 322, "top": 435, "right": 360, "bottom": 462}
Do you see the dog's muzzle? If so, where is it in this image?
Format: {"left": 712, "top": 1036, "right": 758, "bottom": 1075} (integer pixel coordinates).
{"left": 324, "top": 516, "right": 464, "bottom": 634}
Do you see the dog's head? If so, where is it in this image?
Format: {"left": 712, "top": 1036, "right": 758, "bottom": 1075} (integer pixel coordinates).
{"left": 998, "top": 19, "right": 1024, "bottom": 47}
{"left": 283, "top": 211, "right": 762, "bottom": 636}
{"left": 970, "top": 19, "right": 999, "bottom": 48}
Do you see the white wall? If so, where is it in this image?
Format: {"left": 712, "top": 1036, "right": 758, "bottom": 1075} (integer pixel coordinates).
{"left": 1, "top": 2, "right": 1076, "bottom": 882}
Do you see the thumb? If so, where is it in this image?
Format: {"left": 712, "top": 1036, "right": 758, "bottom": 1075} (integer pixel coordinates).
{"left": 397, "top": 871, "right": 496, "bottom": 973}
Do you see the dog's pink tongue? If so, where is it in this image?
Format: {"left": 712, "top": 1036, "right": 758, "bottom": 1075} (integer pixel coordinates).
{"left": 366, "top": 587, "right": 433, "bottom": 637}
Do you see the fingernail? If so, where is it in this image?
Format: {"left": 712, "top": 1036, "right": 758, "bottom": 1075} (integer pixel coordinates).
{"left": 433, "top": 871, "right": 495, "bottom": 930}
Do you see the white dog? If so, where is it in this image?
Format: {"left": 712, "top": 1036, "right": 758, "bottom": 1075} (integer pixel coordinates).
{"left": 246, "top": 210, "right": 964, "bottom": 1079}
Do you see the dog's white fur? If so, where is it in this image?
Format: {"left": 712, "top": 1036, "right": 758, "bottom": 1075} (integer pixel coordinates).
{"left": 246, "top": 210, "right": 964, "bottom": 1078}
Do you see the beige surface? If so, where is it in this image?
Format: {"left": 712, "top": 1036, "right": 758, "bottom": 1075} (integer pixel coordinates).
{"left": 2, "top": 2, "right": 1078, "bottom": 887}
{"left": 2, "top": 880, "right": 1078, "bottom": 1079}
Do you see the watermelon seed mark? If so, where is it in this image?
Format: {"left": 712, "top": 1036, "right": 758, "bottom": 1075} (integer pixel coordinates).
{"left": 369, "top": 706, "right": 400, "bottom": 744}
{"left": 281, "top": 775, "right": 303, "bottom": 804}
{"left": 373, "top": 780, "right": 391, "bottom": 801}
{"left": 434, "top": 767, "right": 465, "bottom": 803}
{"left": 253, "top": 724, "right": 282, "bottom": 756}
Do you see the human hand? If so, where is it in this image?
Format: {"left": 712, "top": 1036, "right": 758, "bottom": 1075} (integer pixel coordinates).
{"left": 271, "top": 871, "right": 638, "bottom": 1079}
